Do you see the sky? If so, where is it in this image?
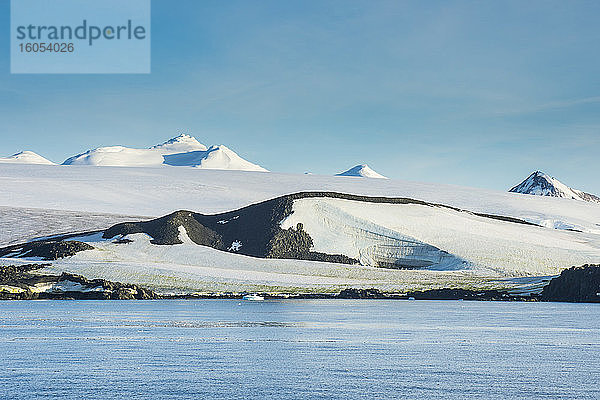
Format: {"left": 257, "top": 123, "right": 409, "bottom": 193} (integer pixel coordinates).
{"left": 1, "top": 0, "right": 599, "bottom": 194}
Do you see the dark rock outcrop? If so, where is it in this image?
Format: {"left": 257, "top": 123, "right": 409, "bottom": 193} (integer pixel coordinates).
{"left": 336, "top": 287, "right": 537, "bottom": 301}
{"left": 0, "top": 241, "right": 94, "bottom": 261}
{"left": 541, "top": 265, "right": 600, "bottom": 303}
{"left": 337, "top": 288, "right": 386, "bottom": 299}
{"left": 405, "top": 288, "right": 525, "bottom": 301}
{"left": 0, "top": 264, "right": 159, "bottom": 300}
{"left": 268, "top": 223, "right": 313, "bottom": 258}
{"left": 104, "top": 210, "right": 224, "bottom": 248}
{"left": 51, "top": 272, "right": 158, "bottom": 300}
{"left": 0, "top": 263, "right": 54, "bottom": 289}
{"left": 267, "top": 223, "right": 358, "bottom": 264}
{"left": 0, "top": 263, "right": 51, "bottom": 279}
{"left": 97, "top": 192, "right": 533, "bottom": 266}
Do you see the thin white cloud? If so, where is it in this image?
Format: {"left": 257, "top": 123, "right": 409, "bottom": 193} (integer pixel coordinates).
{"left": 494, "top": 96, "right": 600, "bottom": 116}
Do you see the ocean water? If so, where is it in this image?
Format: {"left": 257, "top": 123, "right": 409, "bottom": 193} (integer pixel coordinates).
{"left": 0, "top": 300, "right": 598, "bottom": 399}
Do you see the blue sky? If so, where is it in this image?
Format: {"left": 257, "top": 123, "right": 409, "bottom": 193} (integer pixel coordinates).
{"left": 1, "top": 0, "right": 599, "bottom": 193}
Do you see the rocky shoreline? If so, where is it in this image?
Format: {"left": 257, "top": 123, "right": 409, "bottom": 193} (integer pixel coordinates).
{"left": 0, "top": 264, "right": 158, "bottom": 300}
{"left": 172, "top": 288, "right": 539, "bottom": 301}
{"left": 2, "top": 264, "right": 598, "bottom": 303}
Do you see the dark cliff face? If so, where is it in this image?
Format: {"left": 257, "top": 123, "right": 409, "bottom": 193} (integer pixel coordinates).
{"left": 541, "top": 265, "right": 600, "bottom": 303}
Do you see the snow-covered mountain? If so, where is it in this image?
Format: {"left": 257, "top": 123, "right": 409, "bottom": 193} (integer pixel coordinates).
{"left": 336, "top": 164, "right": 388, "bottom": 179}
{"left": 62, "top": 134, "right": 268, "bottom": 172}
{"left": 0, "top": 151, "right": 55, "bottom": 165}
{"left": 510, "top": 171, "right": 600, "bottom": 203}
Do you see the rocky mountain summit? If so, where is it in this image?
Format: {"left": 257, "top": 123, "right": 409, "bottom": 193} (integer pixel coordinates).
{"left": 510, "top": 171, "right": 600, "bottom": 203}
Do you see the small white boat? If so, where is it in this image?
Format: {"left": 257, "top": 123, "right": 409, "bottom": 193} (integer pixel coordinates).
{"left": 242, "top": 294, "right": 264, "bottom": 301}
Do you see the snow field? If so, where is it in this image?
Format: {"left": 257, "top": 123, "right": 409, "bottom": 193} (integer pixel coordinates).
{"left": 281, "top": 198, "right": 600, "bottom": 276}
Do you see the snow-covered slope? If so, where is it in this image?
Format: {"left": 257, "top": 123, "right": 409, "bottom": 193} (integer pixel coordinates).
{"left": 163, "top": 145, "right": 267, "bottom": 171}
{"left": 0, "top": 151, "right": 55, "bottom": 165}
{"left": 0, "top": 206, "right": 150, "bottom": 247}
{"left": 63, "top": 145, "right": 165, "bottom": 167}
{"left": 0, "top": 163, "right": 599, "bottom": 233}
{"left": 36, "top": 231, "right": 505, "bottom": 294}
{"left": 336, "top": 164, "right": 388, "bottom": 179}
{"left": 510, "top": 171, "right": 600, "bottom": 203}
{"left": 281, "top": 197, "right": 599, "bottom": 276}
{"left": 62, "top": 134, "right": 267, "bottom": 171}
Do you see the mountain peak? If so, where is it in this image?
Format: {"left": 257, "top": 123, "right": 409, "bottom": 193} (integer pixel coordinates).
{"left": 0, "top": 151, "right": 55, "bottom": 165}
{"left": 336, "top": 164, "right": 388, "bottom": 179}
{"left": 151, "top": 134, "right": 207, "bottom": 152}
{"left": 510, "top": 171, "right": 600, "bottom": 203}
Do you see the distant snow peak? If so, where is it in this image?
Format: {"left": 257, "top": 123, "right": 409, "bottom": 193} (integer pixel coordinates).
{"left": 510, "top": 171, "right": 600, "bottom": 203}
{"left": 163, "top": 144, "right": 268, "bottom": 172}
{"left": 336, "top": 164, "right": 388, "bottom": 179}
{"left": 0, "top": 151, "right": 55, "bottom": 165}
{"left": 150, "top": 134, "right": 207, "bottom": 152}
{"left": 62, "top": 134, "right": 268, "bottom": 172}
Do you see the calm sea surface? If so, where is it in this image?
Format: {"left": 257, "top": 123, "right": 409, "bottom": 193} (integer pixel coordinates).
{"left": 0, "top": 300, "right": 598, "bottom": 399}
